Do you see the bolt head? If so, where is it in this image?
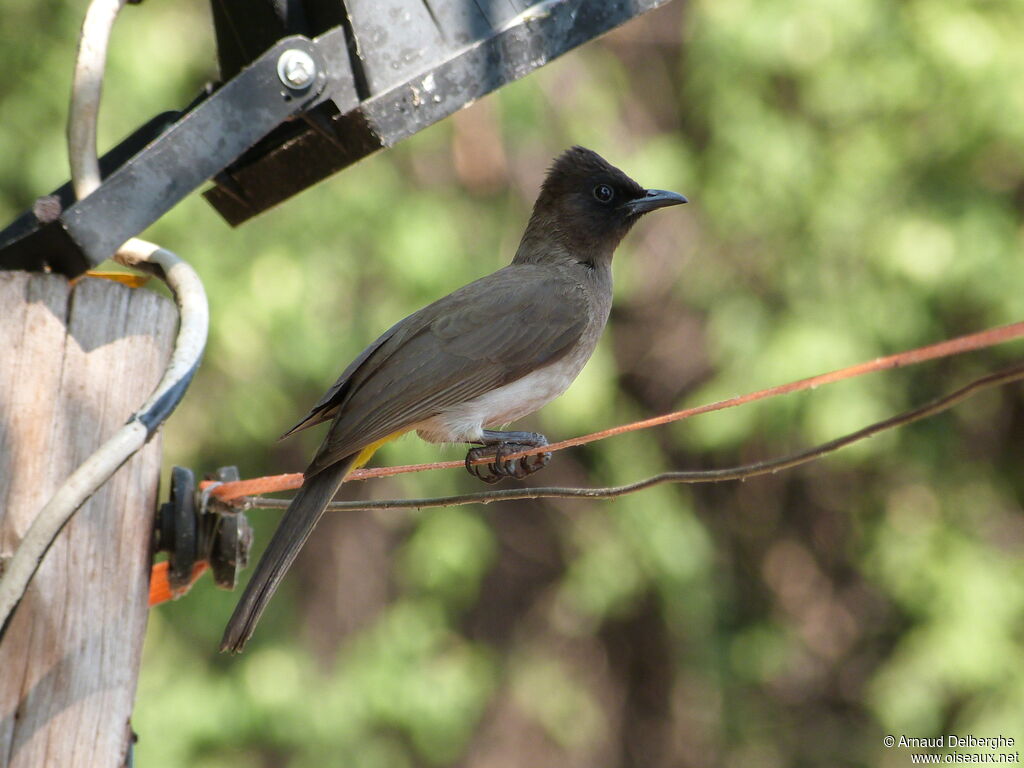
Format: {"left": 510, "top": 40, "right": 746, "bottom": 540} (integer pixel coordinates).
{"left": 277, "top": 49, "right": 316, "bottom": 89}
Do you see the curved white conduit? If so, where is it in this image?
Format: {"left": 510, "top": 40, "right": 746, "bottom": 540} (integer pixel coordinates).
{"left": 0, "top": 0, "right": 209, "bottom": 638}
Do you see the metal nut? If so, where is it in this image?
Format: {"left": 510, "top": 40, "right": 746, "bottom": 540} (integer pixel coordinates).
{"left": 277, "top": 49, "right": 316, "bottom": 90}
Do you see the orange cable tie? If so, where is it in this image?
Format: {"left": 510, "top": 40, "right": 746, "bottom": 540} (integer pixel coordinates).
{"left": 149, "top": 560, "right": 209, "bottom": 606}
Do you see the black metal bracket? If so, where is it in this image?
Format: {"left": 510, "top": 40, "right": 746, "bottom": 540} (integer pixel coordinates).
{"left": 154, "top": 465, "right": 253, "bottom": 592}
{"left": 0, "top": 0, "right": 675, "bottom": 276}
{"left": 203, "top": 0, "right": 678, "bottom": 226}
{"left": 0, "top": 31, "right": 353, "bottom": 275}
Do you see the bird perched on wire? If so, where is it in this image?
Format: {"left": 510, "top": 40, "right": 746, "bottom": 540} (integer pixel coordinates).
{"left": 221, "top": 146, "right": 687, "bottom": 652}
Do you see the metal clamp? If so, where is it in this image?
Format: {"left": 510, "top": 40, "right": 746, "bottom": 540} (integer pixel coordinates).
{"left": 154, "top": 465, "right": 253, "bottom": 592}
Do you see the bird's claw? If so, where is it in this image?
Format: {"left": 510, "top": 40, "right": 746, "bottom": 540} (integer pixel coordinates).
{"left": 465, "top": 438, "right": 551, "bottom": 484}
{"left": 466, "top": 446, "right": 502, "bottom": 483}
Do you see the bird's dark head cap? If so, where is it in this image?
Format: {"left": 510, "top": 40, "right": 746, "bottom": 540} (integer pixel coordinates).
{"left": 540, "top": 146, "right": 644, "bottom": 206}
{"left": 518, "top": 147, "right": 687, "bottom": 266}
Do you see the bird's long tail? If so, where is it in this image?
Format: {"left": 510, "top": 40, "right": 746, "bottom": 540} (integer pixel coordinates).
{"left": 219, "top": 454, "right": 356, "bottom": 653}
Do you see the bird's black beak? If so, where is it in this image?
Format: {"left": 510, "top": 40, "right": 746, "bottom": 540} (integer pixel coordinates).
{"left": 626, "top": 189, "right": 689, "bottom": 215}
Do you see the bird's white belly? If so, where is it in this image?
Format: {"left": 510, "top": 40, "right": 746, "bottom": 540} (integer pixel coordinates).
{"left": 415, "top": 356, "right": 584, "bottom": 444}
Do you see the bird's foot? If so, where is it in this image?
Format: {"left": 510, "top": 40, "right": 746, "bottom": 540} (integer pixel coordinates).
{"left": 465, "top": 431, "right": 551, "bottom": 484}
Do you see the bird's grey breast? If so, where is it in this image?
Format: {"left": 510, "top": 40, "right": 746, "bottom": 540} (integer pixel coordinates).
{"left": 416, "top": 264, "right": 612, "bottom": 443}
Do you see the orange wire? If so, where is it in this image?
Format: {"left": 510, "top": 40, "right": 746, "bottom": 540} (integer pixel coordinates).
{"left": 202, "top": 319, "right": 1024, "bottom": 504}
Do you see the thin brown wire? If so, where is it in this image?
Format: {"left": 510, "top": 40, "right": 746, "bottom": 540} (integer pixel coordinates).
{"left": 207, "top": 319, "right": 1024, "bottom": 503}
{"left": 243, "top": 362, "right": 1024, "bottom": 512}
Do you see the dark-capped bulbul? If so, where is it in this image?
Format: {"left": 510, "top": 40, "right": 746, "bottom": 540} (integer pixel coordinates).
{"left": 220, "top": 146, "right": 687, "bottom": 652}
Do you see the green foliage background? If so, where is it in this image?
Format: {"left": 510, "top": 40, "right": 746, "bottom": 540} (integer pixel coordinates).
{"left": 3, "top": 0, "right": 1024, "bottom": 765}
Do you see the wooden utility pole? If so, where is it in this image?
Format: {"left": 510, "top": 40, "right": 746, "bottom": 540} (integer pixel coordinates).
{"left": 0, "top": 271, "right": 175, "bottom": 768}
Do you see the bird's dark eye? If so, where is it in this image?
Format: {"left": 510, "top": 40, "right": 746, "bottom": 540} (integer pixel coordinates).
{"left": 593, "top": 184, "right": 614, "bottom": 203}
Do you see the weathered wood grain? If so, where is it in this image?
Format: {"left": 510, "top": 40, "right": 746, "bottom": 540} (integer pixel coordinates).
{"left": 0, "top": 272, "right": 176, "bottom": 768}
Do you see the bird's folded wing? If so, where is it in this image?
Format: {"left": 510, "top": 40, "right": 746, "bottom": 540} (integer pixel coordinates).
{"left": 303, "top": 264, "right": 590, "bottom": 474}
{"left": 280, "top": 317, "right": 405, "bottom": 438}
